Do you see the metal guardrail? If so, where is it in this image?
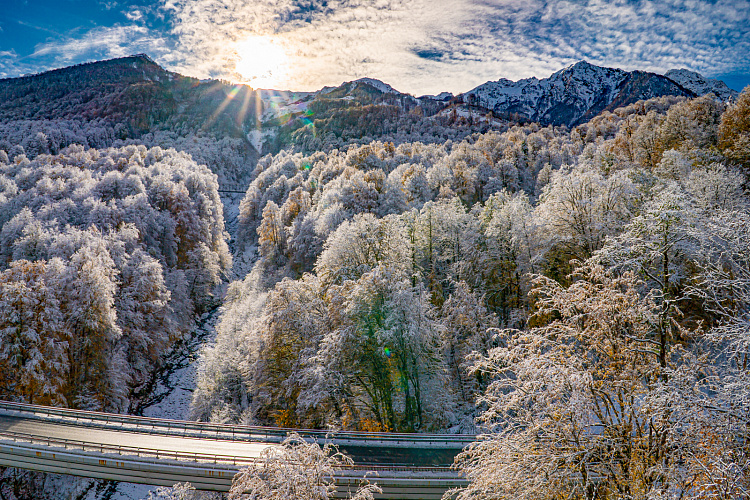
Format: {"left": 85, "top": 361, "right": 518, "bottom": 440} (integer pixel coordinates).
{"left": 0, "top": 400, "right": 471, "bottom": 497}
{"left": 0, "top": 400, "right": 476, "bottom": 448}
{"left": 0, "top": 440, "right": 467, "bottom": 498}
{"left": 0, "top": 441, "right": 239, "bottom": 492}
{"left": 0, "top": 430, "right": 255, "bottom": 467}
{"left": 0, "top": 429, "right": 457, "bottom": 475}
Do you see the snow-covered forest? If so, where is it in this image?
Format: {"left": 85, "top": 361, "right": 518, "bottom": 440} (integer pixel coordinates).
{"left": 0, "top": 53, "right": 749, "bottom": 499}
{"left": 195, "top": 89, "right": 750, "bottom": 496}
{"left": 0, "top": 144, "right": 230, "bottom": 410}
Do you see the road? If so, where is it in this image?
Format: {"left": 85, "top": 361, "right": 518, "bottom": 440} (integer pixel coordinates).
{"left": 0, "top": 401, "right": 471, "bottom": 498}
{"left": 0, "top": 413, "right": 272, "bottom": 460}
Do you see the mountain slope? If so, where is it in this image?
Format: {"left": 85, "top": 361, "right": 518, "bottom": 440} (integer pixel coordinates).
{"left": 260, "top": 76, "right": 497, "bottom": 153}
{"left": 0, "top": 56, "right": 737, "bottom": 158}
{"left": 664, "top": 69, "right": 738, "bottom": 101}
{"left": 0, "top": 54, "right": 262, "bottom": 139}
{"left": 463, "top": 61, "right": 696, "bottom": 127}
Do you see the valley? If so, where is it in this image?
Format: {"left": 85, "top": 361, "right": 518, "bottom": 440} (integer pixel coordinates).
{"left": 0, "top": 54, "right": 748, "bottom": 499}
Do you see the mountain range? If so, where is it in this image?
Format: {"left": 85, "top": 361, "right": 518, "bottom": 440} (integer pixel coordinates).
{"left": 460, "top": 61, "right": 737, "bottom": 127}
{"left": 0, "top": 55, "right": 738, "bottom": 155}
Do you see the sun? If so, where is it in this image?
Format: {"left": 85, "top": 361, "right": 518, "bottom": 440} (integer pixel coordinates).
{"left": 234, "top": 36, "right": 289, "bottom": 88}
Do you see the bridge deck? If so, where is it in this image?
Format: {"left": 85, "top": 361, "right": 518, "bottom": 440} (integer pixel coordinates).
{"left": 0, "top": 414, "right": 271, "bottom": 461}
{"left": 0, "top": 401, "right": 471, "bottom": 498}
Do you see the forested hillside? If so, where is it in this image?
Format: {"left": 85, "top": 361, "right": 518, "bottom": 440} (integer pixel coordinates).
{"left": 0, "top": 55, "right": 262, "bottom": 188}
{"left": 188, "top": 86, "right": 750, "bottom": 495}
{"left": 0, "top": 144, "right": 230, "bottom": 410}
{"left": 264, "top": 78, "right": 507, "bottom": 154}
{"left": 0, "top": 55, "right": 262, "bottom": 140}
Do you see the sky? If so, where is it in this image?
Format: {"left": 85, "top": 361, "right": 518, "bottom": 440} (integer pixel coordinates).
{"left": 1, "top": 0, "right": 749, "bottom": 95}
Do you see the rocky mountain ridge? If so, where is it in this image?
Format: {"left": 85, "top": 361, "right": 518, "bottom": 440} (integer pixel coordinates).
{"left": 664, "top": 68, "right": 738, "bottom": 101}
{"left": 461, "top": 61, "right": 703, "bottom": 127}
{"left": 288, "top": 61, "right": 736, "bottom": 129}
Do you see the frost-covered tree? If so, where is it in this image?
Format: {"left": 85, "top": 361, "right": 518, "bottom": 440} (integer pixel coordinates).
{"left": 412, "top": 198, "right": 475, "bottom": 301}
{"left": 453, "top": 266, "right": 668, "bottom": 500}
{"left": 535, "top": 163, "right": 639, "bottom": 267}
{"left": 116, "top": 247, "right": 174, "bottom": 389}
{"left": 460, "top": 191, "right": 536, "bottom": 322}
{"left": 719, "top": 86, "right": 750, "bottom": 172}
{"left": 257, "top": 201, "right": 287, "bottom": 264}
{"left": 256, "top": 274, "right": 329, "bottom": 427}
{"left": 439, "top": 281, "right": 495, "bottom": 410}
{"left": 228, "top": 433, "right": 380, "bottom": 500}
{"left": 309, "top": 266, "right": 444, "bottom": 431}
{"left": 0, "top": 144, "right": 229, "bottom": 409}
{"left": 658, "top": 95, "right": 724, "bottom": 151}
{"left": 639, "top": 209, "right": 750, "bottom": 499}
{"left": 0, "top": 259, "right": 68, "bottom": 405}
{"left": 594, "top": 182, "right": 697, "bottom": 367}
{"left": 190, "top": 277, "right": 266, "bottom": 424}
{"left": 315, "top": 214, "right": 411, "bottom": 287}
{"left": 62, "top": 237, "right": 124, "bottom": 409}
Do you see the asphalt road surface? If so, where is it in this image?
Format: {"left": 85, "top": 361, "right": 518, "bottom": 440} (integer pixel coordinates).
{"left": 0, "top": 414, "right": 461, "bottom": 467}
{"left": 0, "top": 414, "right": 271, "bottom": 459}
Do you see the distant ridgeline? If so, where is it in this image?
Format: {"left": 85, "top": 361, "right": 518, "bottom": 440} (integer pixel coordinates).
{"left": 462, "top": 61, "right": 738, "bottom": 127}
{"left": 0, "top": 54, "right": 260, "bottom": 139}
{"left": 0, "top": 56, "right": 739, "bottom": 168}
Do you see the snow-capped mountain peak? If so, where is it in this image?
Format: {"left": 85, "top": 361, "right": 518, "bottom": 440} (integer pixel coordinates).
{"left": 664, "top": 69, "right": 738, "bottom": 101}
{"left": 354, "top": 77, "right": 401, "bottom": 94}
{"left": 419, "top": 91, "right": 454, "bottom": 101}
{"left": 463, "top": 61, "right": 694, "bottom": 127}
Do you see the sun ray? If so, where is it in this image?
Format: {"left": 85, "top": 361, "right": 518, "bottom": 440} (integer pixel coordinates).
{"left": 237, "top": 84, "right": 253, "bottom": 128}
{"left": 202, "top": 83, "right": 244, "bottom": 131}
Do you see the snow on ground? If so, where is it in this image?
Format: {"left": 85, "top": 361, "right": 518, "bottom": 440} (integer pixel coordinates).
{"left": 143, "top": 313, "right": 219, "bottom": 420}
{"left": 222, "top": 191, "right": 243, "bottom": 251}
{"left": 100, "top": 481, "right": 158, "bottom": 500}
{"left": 355, "top": 78, "right": 401, "bottom": 94}
{"left": 246, "top": 127, "right": 279, "bottom": 155}
{"left": 420, "top": 91, "right": 453, "bottom": 101}
{"left": 247, "top": 129, "right": 264, "bottom": 155}
{"left": 221, "top": 191, "right": 258, "bottom": 280}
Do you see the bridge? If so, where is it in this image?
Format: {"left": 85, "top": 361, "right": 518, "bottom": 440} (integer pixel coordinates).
{"left": 217, "top": 183, "right": 249, "bottom": 194}
{"left": 0, "top": 401, "right": 472, "bottom": 499}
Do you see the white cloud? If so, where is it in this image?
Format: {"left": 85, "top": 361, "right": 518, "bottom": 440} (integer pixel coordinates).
{"left": 0, "top": 49, "right": 20, "bottom": 79}
{"left": 9, "top": 0, "right": 749, "bottom": 94}
{"left": 30, "top": 25, "right": 172, "bottom": 65}
{"left": 124, "top": 9, "right": 144, "bottom": 22}
{"left": 160, "top": 0, "right": 747, "bottom": 93}
{"left": 161, "top": 0, "right": 509, "bottom": 93}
